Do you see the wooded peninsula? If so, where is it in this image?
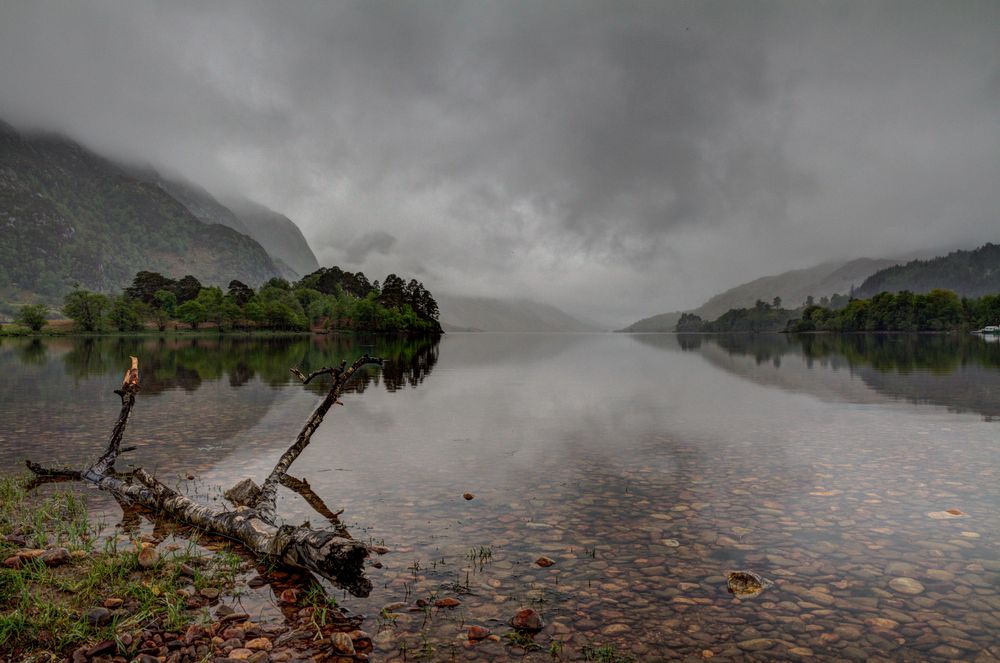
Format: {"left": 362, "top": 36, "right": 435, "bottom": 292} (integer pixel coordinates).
{"left": 2, "top": 267, "right": 442, "bottom": 335}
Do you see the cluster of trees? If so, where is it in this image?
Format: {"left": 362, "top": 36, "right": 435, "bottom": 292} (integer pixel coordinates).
{"left": 12, "top": 304, "right": 49, "bottom": 332}
{"left": 57, "top": 267, "right": 442, "bottom": 334}
{"left": 787, "top": 289, "right": 1000, "bottom": 333}
{"left": 298, "top": 268, "right": 440, "bottom": 323}
{"left": 675, "top": 298, "right": 801, "bottom": 333}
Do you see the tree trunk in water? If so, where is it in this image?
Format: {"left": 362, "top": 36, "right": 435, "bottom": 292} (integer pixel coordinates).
{"left": 27, "top": 355, "right": 384, "bottom": 597}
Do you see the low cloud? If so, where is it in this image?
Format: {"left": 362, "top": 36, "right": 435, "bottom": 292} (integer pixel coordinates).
{"left": 1, "top": 1, "right": 997, "bottom": 325}
{"left": 342, "top": 231, "right": 397, "bottom": 265}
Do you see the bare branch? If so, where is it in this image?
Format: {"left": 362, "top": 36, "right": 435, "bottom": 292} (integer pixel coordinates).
{"left": 255, "top": 355, "right": 382, "bottom": 523}
{"left": 290, "top": 359, "right": 345, "bottom": 384}
{"left": 84, "top": 355, "right": 140, "bottom": 481}
{"left": 280, "top": 474, "right": 348, "bottom": 533}
{"left": 24, "top": 460, "right": 81, "bottom": 480}
{"left": 25, "top": 356, "right": 379, "bottom": 597}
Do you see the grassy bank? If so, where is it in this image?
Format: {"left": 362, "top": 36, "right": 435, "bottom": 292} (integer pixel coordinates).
{"left": 0, "top": 475, "right": 240, "bottom": 661}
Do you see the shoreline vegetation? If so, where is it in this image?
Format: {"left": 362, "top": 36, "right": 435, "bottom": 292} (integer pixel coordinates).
{"left": 0, "top": 266, "right": 443, "bottom": 337}
{"left": 0, "top": 474, "right": 380, "bottom": 662}
{"left": 666, "top": 289, "right": 1000, "bottom": 334}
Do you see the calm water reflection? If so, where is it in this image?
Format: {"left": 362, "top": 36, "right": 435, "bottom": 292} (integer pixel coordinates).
{"left": 1, "top": 332, "right": 998, "bottom": 661}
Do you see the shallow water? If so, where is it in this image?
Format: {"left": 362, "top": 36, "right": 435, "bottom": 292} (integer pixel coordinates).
{"left": 1, "top": 332, "right": 999, "bottom": 661}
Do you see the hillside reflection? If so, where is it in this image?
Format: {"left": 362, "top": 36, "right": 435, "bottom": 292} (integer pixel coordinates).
{"left": 635, "top": 332, "right": 1000, "bottom": 420}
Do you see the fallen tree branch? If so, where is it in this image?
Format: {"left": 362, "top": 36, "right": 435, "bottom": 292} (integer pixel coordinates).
{"left": 253, "top": 355, "right": 382, "bottom": 524}
{"left": 280, "top": 474, "right": 346, "bottom": 524}
{"left": 26, "top": 355, "right": 383, "bottom": 597}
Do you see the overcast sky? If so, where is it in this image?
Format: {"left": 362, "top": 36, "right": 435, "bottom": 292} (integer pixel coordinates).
{"left": 1, "top": 1, "right": 997, "bottom": 326}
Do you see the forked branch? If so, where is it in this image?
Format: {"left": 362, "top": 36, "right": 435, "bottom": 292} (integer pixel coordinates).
{"left": 26, "top": 355, "right": 384, "bottom": 597}
{"left": 254, "top": 355, "right": 382, "bottom": 523}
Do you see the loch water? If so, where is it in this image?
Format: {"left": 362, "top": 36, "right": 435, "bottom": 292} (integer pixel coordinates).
{"left": 1, "top": 332, "right": 999, "bottom": 661}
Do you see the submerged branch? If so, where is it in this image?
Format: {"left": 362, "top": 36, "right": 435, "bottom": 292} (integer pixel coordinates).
{"left": 254, "top": 355, "right": 382, "bottom": 524}
{"left": 26, "top": 355, "right": 382, "bottom": 596}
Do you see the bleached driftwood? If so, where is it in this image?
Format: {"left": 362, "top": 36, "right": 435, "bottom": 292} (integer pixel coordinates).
{"left": 27, "top": 354, "right": 383, "bottom": 596}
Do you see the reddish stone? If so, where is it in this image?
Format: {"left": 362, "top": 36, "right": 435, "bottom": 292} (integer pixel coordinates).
{"left": 246, "top": 637, "right": 272, "bottom": 651}
{"left": 434, "top": 597, "right": 462, "bottom": 608}
{"left": 467, "top": 625, "right": 491, "bottom": 641}
{"left": 510, "top": 608, "right": 544, "bottom": 631}
{"left": 222, "top": 628, "right": 245, "bottom": 641}
{"left": 185, "top": 624, "right": 205, "bottom": 645}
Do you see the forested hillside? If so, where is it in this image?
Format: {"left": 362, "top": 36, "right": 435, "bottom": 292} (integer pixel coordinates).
{"left": 856, "top": 243, "right": 1000, "bottom": 298}
{"left": 0, "top": 121, "right": 281, "bottom": 302}
{"left": 133, "top": 172, "right": 313, "bottom": 280}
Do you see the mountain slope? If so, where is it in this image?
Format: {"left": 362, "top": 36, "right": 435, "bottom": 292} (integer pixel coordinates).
{"left": 124, "top": 169, "right": 314, "bottom": 281}
{"left": 856, "top": 243, "right": 1000, "bottom": 298}
{"left": 437, "top": 295, "right": 597, "bottom": 332}
{"left": 693, "top": 258, "right": 899, "bottom": 320}
{"left": 140, "top": 171, "right": 252, "bottom": 236}
{"left": 223, "top": 198, "right": 320, "bottom": 278}
{"left": 0, "top": 121, "right": 281, "bottom": 300}
{"left": 620, "top": 257, "right": 900, "bottom": 332}
{"left": 620, "top": 311, "right": 685, "bottom": 333}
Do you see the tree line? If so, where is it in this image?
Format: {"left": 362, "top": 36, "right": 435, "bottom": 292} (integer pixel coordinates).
{"left": 787, "top": 289, "right": 1000, "bottom": 333}
{"left": 7, "top": 267, "right": 442, "bottom": 334}
{"left": 674, "top": 289, "right": 1000, "bottom": 334}
{"left": 675, "top": 297, "right": 801, "bottom": 333}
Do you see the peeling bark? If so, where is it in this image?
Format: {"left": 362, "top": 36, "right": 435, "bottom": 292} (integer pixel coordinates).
{"left": 26, "top": 355, "right": 383, "bottom": 597}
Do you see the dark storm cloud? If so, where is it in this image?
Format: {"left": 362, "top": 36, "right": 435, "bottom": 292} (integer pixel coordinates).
{"left": 1, "top": 0, "right": 998, "bottom": 325}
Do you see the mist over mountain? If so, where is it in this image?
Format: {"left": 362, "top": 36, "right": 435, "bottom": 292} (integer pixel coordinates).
{"left": 0, "top": 121, "right": 282, "bottom": 301}
{"left": 122, "top": 168, "right": 318, "bottom": 281}
{"left": 621, "top": 257, "right": 902, "bottom": 332}
{"left": 129, "top": 169, "right": 252, "bottom": 237}
{"left": 437, "top": 295, "right": 598, "bottom": 333}
{"left": 221, "top": 198, "right": 320, "bottom": 279}
{"left": 1, "top": 2, "right": 996, "bottom": 323}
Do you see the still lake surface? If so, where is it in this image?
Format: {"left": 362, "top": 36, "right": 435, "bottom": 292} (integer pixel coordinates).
{"left": 1, "top": 332, "right": 999, "bottom": 661}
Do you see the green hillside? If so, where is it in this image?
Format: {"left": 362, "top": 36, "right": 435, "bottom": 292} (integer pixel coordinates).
{"left": 0, "top": 121, "right": 281, "bottom": 303}
{"left": 856, "top": 243, "right": 1000, "bottom": 298}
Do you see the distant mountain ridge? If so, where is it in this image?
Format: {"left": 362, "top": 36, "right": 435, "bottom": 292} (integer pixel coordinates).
{"left": 437, "top": 295, "right": 598, "bottom": 332}
{"left": 856, "top": 243, "right": 1000, "bottom": 299}
{"left": 621, "top": 257, "right": 901, "bottom": 332}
